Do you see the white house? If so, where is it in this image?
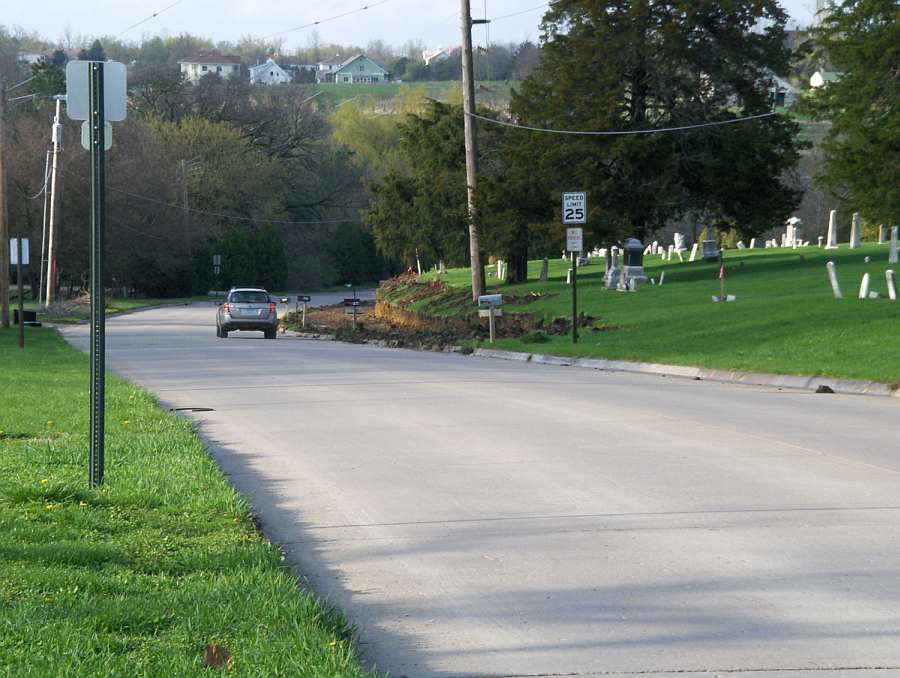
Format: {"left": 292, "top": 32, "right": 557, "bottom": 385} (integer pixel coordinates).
{"left": 422, "top": 47, "right": 450, "bottom": 66}
{"left": 178, "top": 51, "right": 242, "bottom": 84}
{"left": 249, "top": 58, "right": 291, "bottom": 85}
{"left": 810, "top": 70, "right": 841, "bottom": 89}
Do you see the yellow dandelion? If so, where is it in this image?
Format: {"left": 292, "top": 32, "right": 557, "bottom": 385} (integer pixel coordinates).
{"left": 79, "top": 501, "right": 88, "bottom": 507}
{"left": 329, "top": 640, "right": 338, "bottom": 648}
{"left": 40, "top": 479, "right": 49, "bottom": 485}
{"left": 45, "top": 504, "right": 54, "bottom": 510}
{"left": 122, "top": 420, "right": 130, "bottom": 426}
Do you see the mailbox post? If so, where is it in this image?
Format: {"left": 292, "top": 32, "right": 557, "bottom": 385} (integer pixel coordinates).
{"left": 296, "top": 295, "right": 311, "bottom": 329}
{"left": 478, "top": 294, "right": 503, "bottom": 344}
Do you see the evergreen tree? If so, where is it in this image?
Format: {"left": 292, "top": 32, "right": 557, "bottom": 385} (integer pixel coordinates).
{"left": 81, "top": 39, "right": 107, "bottom": 62}
{"left": 509, "top": 0, "right": 803, "bottom": 242}
{"left": 804, "top": 0, "right": 899, "bottom": 225}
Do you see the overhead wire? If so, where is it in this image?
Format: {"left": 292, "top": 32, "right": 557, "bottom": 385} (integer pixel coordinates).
{"left": 469, "top": 111, "right": 778, "bottom": 136}
{"left": 117, "top": 0, "right": 186, "bottom": 38}
{"left": 106, "top": 185, "right": 362, "bottom": 226}
{"left": 264, "top": 0, "right": 395, "bottom": 40}
{"left": 491, "top": 3, "right": 549, "bottom": 22}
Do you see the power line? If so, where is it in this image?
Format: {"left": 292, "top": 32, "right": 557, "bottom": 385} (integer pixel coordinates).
{"left": 491, "top": 3, "right": 548, "bottom": 22}
{"left": 264, "top": 0, "right": 395, "bottom": 40}
{"left": 469, "top": 111, "right": 778, "bottom": 136}
{"left": 108, "top": 185, "right": 362, "bottom": 225}
{"left": 5, "top": 76, "right": 36, "bottom": 93}
{"left": 117, "top": 0, "right": 186, "bottom": 38}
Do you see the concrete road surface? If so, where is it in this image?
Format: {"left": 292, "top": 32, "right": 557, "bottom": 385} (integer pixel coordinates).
{"left": 61, "top": 304, "right": 900, "bottom": 677}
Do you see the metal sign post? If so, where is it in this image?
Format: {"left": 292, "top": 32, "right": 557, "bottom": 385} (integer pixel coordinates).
{"left": 89, "top": 62, "right": 106, "bottom": 488}
{"left": 12, "top": 237, "right": 27, "bottom": 348}
{"left": 67, "top": 60, "right": 126, "bottom": 489}
{"left": 563, "top": 193, "right": 587, "bottom": 345}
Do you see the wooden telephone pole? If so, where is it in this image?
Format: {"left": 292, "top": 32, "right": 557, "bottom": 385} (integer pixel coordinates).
{"left": 460, "top": 0, "right": 485, "bottom": 301}
{"left": 0, "top": 81, "right": 10, "bottom": 328}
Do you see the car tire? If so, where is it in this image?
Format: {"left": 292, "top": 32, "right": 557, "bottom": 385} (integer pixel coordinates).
{"left": 265, "top": 329, "right": 276, "bottom": 340}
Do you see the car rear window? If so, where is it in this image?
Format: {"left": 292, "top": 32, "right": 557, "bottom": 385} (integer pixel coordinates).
{"left": 229, "top": 291, "right": 269, "bottom": 303}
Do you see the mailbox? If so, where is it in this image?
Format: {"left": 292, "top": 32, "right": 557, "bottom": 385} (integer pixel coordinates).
{"left": 478, "top": 294, "right": 503, "bottom": 309}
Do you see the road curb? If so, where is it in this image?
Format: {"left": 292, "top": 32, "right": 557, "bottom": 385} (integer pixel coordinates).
{"left": 472, "top": 348, "right": 899, "bottom": 399}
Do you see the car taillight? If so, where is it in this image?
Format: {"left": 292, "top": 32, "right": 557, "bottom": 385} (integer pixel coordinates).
{"left": 268, "top": 303, "right": 277, "bottom": 314}
{"left": 223, "top": 303, "right": 231, "bottom": 312}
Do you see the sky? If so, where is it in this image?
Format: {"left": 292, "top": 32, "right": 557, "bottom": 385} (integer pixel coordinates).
{"left": 6, "top": 0, "right": 818, "bottom": 52}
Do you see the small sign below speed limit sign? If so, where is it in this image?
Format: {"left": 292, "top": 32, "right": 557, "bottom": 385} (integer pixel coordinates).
{"left": 562, "top": 192, "right": 587, "bottom": 224}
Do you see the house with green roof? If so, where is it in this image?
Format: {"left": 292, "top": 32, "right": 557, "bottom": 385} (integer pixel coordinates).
{"left": 318, "top": 54, "right": 389, "bottom": 85}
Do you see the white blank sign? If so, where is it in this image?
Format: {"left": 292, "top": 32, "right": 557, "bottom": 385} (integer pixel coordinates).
{"left": 10, "top": 239, "right": 29, "bottom": 265}
{"left": 65, "top": 61, "right": 127, "bottom": 122}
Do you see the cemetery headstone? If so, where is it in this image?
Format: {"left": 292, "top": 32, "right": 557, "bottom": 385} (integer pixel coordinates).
{"left": 878, "top": 225, "right": 886, "bottom": 244}
{"left": 689, "top": 243, "right": 699, "bottom": 262}
{"left": 858, "top": 273, "right": 870, "bottom": 300}
{"left": 818, "top": 236, "right": 824, "bottom": 248}
{"left": 849, "top": 213, "right": 861, "bottom": 249}
{"left": 886, "top": 270, "right": 897, "bottom": 301}
{"left": 674, "top": 232, "right": 686, "bottom": 252}
{"left": 825, "top": 210, "right": 839, "bottom": 249}
{"left": 750, "top": 238, "right": 757, "bottom": 249}
{"left": 737, "top": 241, "right": 746, "bottom": 250}
{"left": 890, "top": 226, "right": 898, "bottom": 264}
{"left": 826, "top": 261, "right": 842, "bottom": 299}
{"left": 539, "top": 258, "right": 549, "bottom": 282}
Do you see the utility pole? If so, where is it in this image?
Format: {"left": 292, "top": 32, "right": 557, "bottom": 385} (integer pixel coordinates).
{"left": 180, "top": 158, "right": 191, "bottom": 251}
{"left": 45, "top": 97, "right": 62, "bottom": 306}
{"left": 0, "top": 80, "right": 10, "bottom": 328}
{"left": 38, "top": 149, "right": 50, "bottom": 302}
{"left": 460, "top": 0, "right": 486, "bottom": 302}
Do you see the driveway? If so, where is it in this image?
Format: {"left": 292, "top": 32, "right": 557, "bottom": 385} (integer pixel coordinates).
{"left": 61, "top": 303, "right": 900, "bottom": 677}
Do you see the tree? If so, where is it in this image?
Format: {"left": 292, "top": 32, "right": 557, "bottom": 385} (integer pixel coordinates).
{"left": 81, "top": 39, "right": 106, "bottom": 61}
{"left": 803, "top": 0, "right": 899, "bottom": 225}
{"left": 510, "top": 0, "right": 803, "bottom": 243}
{"left": 29, "top": 57, "right": 65, "bottom": 97}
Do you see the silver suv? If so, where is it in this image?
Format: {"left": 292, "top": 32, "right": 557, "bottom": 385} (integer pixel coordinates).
{"left": 216, "top": 288, "right": 279, "bottom": 339}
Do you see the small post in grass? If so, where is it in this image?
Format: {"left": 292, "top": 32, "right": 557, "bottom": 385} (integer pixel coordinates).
{"left": 13, "top": 236, "right": 26, "bottom": 348}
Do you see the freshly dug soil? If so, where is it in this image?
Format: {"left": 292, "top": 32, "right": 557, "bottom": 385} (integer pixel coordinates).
{"left": 283, "top": 276, "right": 597, "bottom": 350}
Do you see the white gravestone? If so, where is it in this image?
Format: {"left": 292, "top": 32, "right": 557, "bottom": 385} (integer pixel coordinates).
{"left": 667, "top": 244, "right": 675, "bottom": 260}
{"left": 849, "top": 213, "right": 862, "bottom": 249}
{"left": 750, "top": 238, "right": 757, "bottom": 249}
{"left": 818, "top": 235, "right": 824, "bottom": 248}
{"left": 674, "top": 233, "right": 686, "bottom": 252}
{"left": 878, "top": 225, "right": 886, "bottom": 244}
{"left": 826, "top": 261, "right": 842, "bottom": 299}
{"left": 887, "top": 270, "right": 897, "bottom": 301}
{"left": 737, "top": 241, "right": 746, "bottom": 250}
{"left": 826, "top": 210, "right": 839, "bottom": 249}
{"left": 689, "top": 243, "right": 699, "bottom": 262}
{"left": 658, "top": 271, "right": 666, "bottom": 286}
{"left": 858, "top": 273, "right": 870, "bottom": 299}
{"left": 890, "top": 226, "right": 898, "bottom": 264}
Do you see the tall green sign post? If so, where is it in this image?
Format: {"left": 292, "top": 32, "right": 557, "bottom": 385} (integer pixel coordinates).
{"left": 66, "top": 60, "right": 126, "bottom": 488}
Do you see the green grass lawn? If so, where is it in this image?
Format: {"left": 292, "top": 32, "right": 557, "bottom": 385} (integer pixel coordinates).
{"left": 0, "top": 328, "right": 372, "bottom": 677}
{"left": 418, "top": 244, "right": 900, "bottom": 384}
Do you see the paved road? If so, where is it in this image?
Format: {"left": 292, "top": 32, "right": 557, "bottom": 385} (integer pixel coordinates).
{"left": 61, "top": 304, "right": 900, "bottom": 678}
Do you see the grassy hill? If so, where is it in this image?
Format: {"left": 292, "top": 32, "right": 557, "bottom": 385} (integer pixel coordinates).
{"left": 410, "top": 244, "right": 900, "bottom": 384}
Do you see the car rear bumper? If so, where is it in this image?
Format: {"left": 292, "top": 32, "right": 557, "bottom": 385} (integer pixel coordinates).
{"left": 221, "top": 318, "right": 277, "bottom": 332}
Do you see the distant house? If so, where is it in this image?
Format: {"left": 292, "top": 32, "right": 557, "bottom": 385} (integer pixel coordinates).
{"left": 422, "top": 48, "right": 450, "bottom": 66}
{"left": 810, "top": 70, "right": 841, "bottom": 89}
{"left": 249, "top": 58, "right": 290, "bottom": 85}
{"left": 179, "top": 51, "right": 242, "bottom": 84}
{"left": 318, "top": 55, "right": 388, "bottom": 85}
{"left": 770, "top": 75, "right": 799, "bottom": 108}
{"left": 17, "top": 51, "right": 45, "bottom": 66}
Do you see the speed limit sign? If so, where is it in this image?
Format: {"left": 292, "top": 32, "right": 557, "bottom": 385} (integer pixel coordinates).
{"left": 562, "top": 192, "right": 587, "bottom": 224}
